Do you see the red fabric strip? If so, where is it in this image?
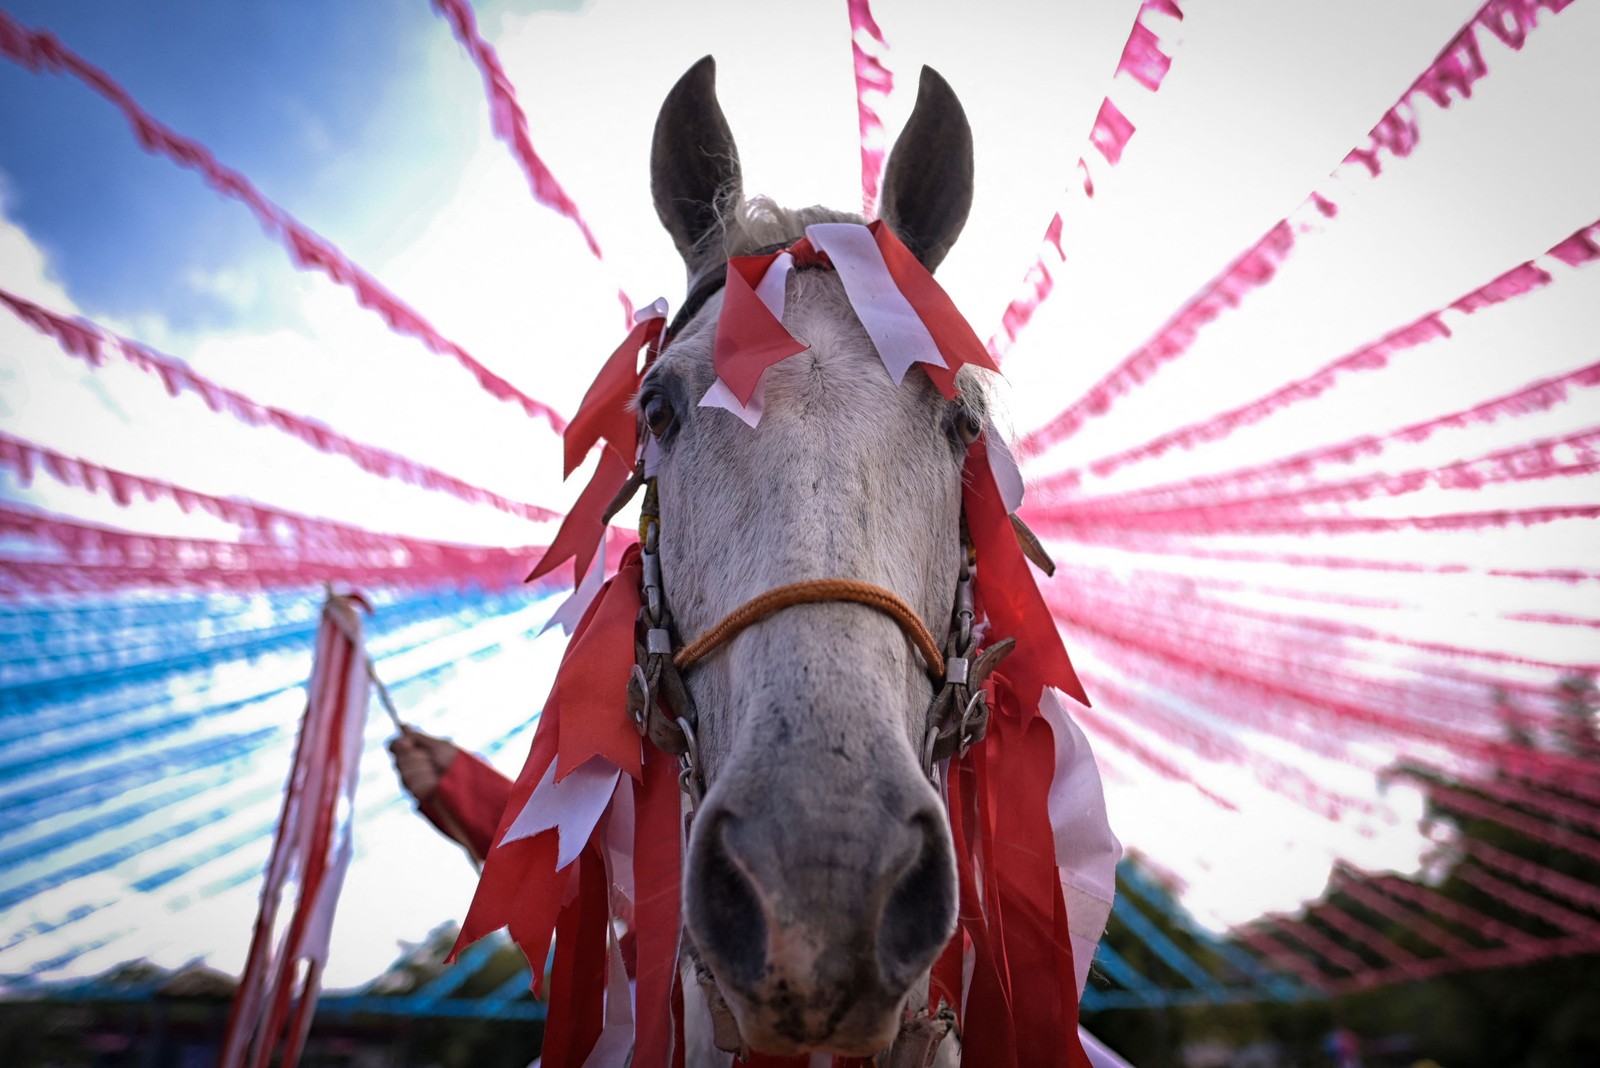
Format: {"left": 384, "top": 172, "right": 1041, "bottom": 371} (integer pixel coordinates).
{"left": 527, "top": 448, "right": 635, "bottom": 586}
{"left": 564, "top": 317, "right": 660, "bottom": 477}
{"left": 713, "top": 254, "right": 808, "bottom": 404}
{"left": 946, "top": 755, "right": 1017, "bottom": 1067}
{"left": 632, "top": 746, "right": 684, "bottom": 1068}
{"left": 869, "top": 220, "right": 998, "bottom": 397}
{"left": 541, "top": 847, "right": 611, "bottom": 1066}
{"left": 962, "top": 437, "right": 1086, "bottom": 711}
{"left": 552, "top": 547, "right": 645, "bottom": 781}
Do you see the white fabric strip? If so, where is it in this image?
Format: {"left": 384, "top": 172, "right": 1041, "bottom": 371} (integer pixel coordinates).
{"left": 698, "top": 375, "right": 765, "bottom": 428}
{"left": 986, "top": 422, "right": 1026, "bottom": 513}
{"left": 543, "top": 537, "right": 607, "bottom": 635}
{"left": 581, "top": 931, "right": 637, "bottom": 1068}
{"left": 1039, "top": 686, "right": 1122, "bottom": 995}
{"left": 804, "top": 223, "right": 947, "bottom": 385}
{"left": 634, "top": 296, "right": 669, "bottom": 324}
{"left": 502, "top": 755, "right": 623, "bottom": 870}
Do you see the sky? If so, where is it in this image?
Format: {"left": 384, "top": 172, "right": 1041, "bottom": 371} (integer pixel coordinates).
{"left": 1, "top": 0, "right": 1597, "bottom": 988}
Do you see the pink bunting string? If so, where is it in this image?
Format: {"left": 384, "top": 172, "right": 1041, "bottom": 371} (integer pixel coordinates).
{"left": 1053, "top": 589, "right": 1575, "bottom": 776}
{"left": 1366, "top": 872, "right": 1536, "bottom": 948}
{"left": 1073, "top": 703, "right": 1241, "bottom": 812}
{"left": 1039, "top": 355, "right": 1600, "bottom": 507}
{"left": 1044, "top": 586, "right": 1599, "bottom": 790}
{"left": 1266, "top": 915, "right": 1372, "bottom": 977}
{"left": 1328, "top": 867, "right": 1477, "bottom": 957}
{"left": 1081, "top": 671, "right": 1390, "bottom": 823}
{"left": 0, "top": 11, "right": 568, "bottom": 431}
{"left": 1047, "top": 223, "right": 1599, "bottom": 482}
{"left": 0, "top": 431, "right": 542, "bottom": 568}
{"left": 846, "top": 0, "right": 894, "bottom": 216}
{"left": 1449, "top": 863, "right": 1600, "bottom": 937}
{"left": 1306, "top": 902, "right": 1421, "bottom": 970}
{"left": 1466, "top": 841, "right": 1600, "bottom": 915}
{"left": 1391, "top": 764, "right": 1600, "bottom": 837}
{"left": 1016, "top": 0, "right": 1579, "bottom": 453}
{"left": 0, "top": 288, "right": 560, "bottom": 524}
{"left": 1033, "top": 500, "right": 1600, "bottom": 539}
{"left": 1424, "top": 780, "right": 1600, "bottom": 865}
{"left": 1055, "top": 577, "right": 1596, "bottom": 752}
{"left": 428, "top": 0, "right": 631, "bottom": 322}
{"left": 988, "top": 1, "right": 1186, "bottom": 362}
{"left": 1046, "top": 428, "right": 1600, "bottom": 532}
{"left": 0, "top": 504, "right": 540, "bottom": 594}
{"left": 1061, "top": 565, "right": 1571, "bottom": 707}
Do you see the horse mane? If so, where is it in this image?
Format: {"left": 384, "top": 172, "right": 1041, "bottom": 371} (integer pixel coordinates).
{"left": 718, "top": 194, "right": 861, "bottom": 256}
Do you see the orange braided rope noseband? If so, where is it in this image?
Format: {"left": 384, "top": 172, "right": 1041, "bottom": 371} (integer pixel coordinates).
{"left": 672, "top": 578, "right": 946, "bottom": 679}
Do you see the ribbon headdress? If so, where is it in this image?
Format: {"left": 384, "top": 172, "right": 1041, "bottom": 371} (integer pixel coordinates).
{"left": 451, "top": 218, "right": 1117, "bottom": 1068}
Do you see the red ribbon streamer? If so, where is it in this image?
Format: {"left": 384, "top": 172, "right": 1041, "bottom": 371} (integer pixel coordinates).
{"left": 0, "top": 11, "right": 568, "bottom": 431}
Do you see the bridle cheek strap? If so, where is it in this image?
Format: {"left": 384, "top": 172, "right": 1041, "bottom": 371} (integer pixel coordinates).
{"left": 673, "top": 578, "right": 946, "bottom": 679}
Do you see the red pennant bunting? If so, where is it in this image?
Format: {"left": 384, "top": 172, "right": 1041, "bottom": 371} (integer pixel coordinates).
{"left": 713, "top": 253, "right": 809, "bottom": 404}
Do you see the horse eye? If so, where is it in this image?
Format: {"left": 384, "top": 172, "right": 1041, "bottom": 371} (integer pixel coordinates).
{"left": 956, "top": 406, "right": 982, "bottom": 445}
{"left": 642, "top": 393, "right": 675, "bottom": 438}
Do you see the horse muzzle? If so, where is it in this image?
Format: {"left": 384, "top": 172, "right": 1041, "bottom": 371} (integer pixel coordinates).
{"left": 683, "top": 760, "right": 958, "bottom": 1056}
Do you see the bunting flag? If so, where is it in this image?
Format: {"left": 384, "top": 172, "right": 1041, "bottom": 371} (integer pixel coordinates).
{"left": 989, "top": 0, "right": 1188, "bottom": 362}
{"left": 218, "top": 592, "right": 372, "bottom": 1068}
{"left": 0, "top": 10, "right": 569, "bottom": 430}
{"left": 0, "top": 288, "right": 561, "bottom": 524}
{"left": 1016, "top": 0, "right": 1581, "bottom": 455}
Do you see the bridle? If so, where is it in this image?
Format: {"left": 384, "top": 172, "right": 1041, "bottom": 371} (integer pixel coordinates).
{"left": 616, "top": 454, "right": 1013, "bottom": 824}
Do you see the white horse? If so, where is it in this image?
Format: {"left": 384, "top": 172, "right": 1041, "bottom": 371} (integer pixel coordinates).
{"left": 646, "top": 57, "right": 989, "bottom": 1062}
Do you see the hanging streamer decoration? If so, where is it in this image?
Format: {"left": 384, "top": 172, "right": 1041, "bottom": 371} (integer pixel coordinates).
{"left": 218, "top": 592, "right": 372, "bottom": 1068}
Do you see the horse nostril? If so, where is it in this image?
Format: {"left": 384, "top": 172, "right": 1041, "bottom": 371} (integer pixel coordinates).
{"left": 685, "top": 808, "right": 769, "bottom": 991}
{"left": 877, "top": 809, "right": 958, "bottom": 988}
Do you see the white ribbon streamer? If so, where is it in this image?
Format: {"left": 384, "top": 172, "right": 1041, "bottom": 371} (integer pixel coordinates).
{"left": 501, "top": 755, "right": 623, "bottom": 870}
{"left": 804, "top": 223, "right": 947, "bottom": 385}
{"left": 1039, "top": 686, "right": 1122, "bottom": 995}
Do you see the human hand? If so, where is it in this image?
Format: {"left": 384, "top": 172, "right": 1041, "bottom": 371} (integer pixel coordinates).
{"left": 387, "top": 727, "right": 460, "bottom": 803}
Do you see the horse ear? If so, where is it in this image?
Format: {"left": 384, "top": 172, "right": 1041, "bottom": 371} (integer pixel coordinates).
{"left": 652, "top": 55, "right": 743, "bottom": 279}
{"left": 878, "top": 66, "right": 973, "bottom": 273}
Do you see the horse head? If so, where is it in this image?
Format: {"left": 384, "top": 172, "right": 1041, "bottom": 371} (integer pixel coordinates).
{"left": 644, "top": 55, "right": 980, "bottom": 1056}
